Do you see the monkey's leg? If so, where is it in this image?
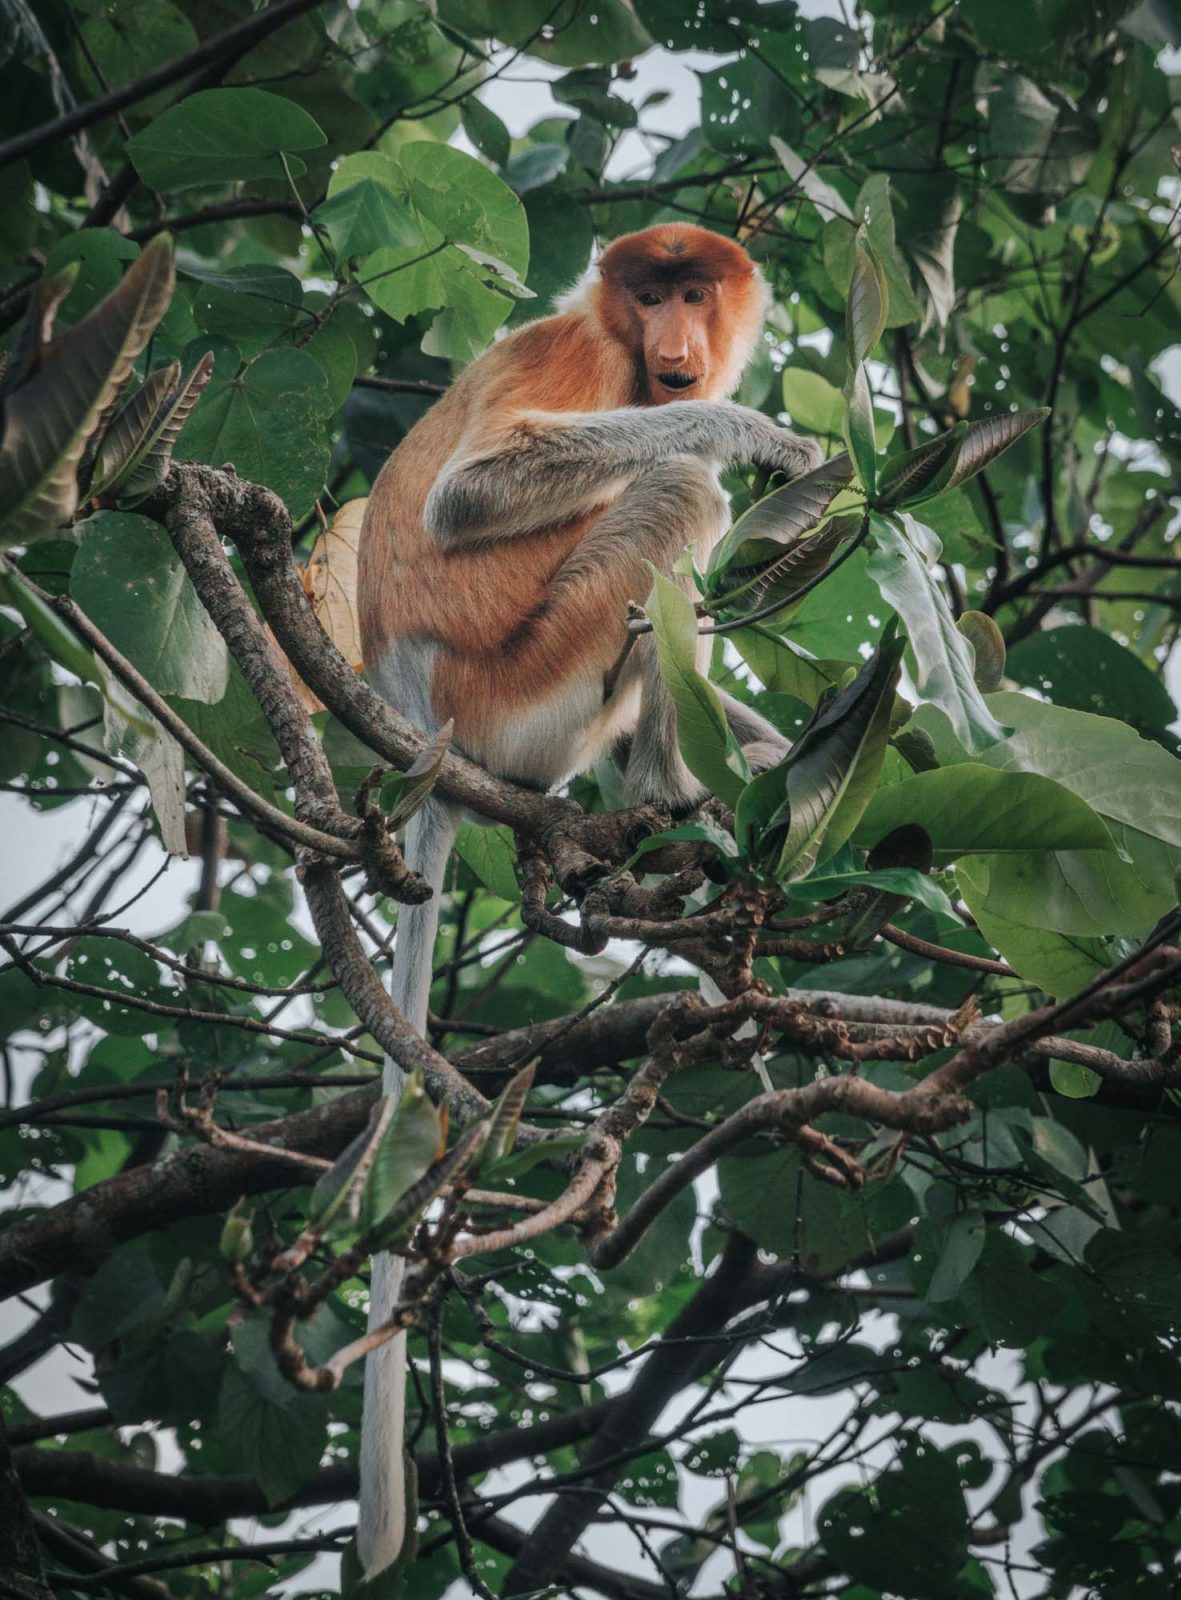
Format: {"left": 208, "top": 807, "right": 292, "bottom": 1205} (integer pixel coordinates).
{"left": 467, "top": 460, "right": 716, "bottom": 812}
{"left": 714, "top": 686, "right": 790, "bottom": 772}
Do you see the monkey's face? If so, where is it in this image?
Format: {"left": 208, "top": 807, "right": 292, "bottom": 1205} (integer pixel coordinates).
{"left": 631, "top": 283, "right": 723, "bottom": 404}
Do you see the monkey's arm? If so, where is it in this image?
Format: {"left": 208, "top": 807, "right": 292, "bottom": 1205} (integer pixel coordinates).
{"left": 423, "top": 402, "right": 821, "bottom": 544}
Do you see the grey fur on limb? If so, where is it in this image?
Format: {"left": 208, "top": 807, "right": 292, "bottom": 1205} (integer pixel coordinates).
{"left": 424, "top": 401, "right": 823, "bottom": 543}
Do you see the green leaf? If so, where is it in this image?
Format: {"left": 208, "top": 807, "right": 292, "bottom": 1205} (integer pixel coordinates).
{"left": 845, "top": 225, "right": 888, "bottom": 366}
{"left": 484, "top": 1061, "right": 536, "bottom": 1166}
{"left": 219, "top": 1317, "right": 329, "bottom": 1506}
{"left": 957, "top": 857, "right": 1109, "bottom": 997}
{"left": 359, "top": 1073, "right": 445, "bottom": 1238}
{"left": 403, "top": 141, "right": 529, "bottom": 272}
{"left": 438, "top": 0, "right": 652, "bottom": 68}
{"left": 732, "top": 626, "right": 852, "bottom": 708}
{"left": 379, "top": 722, "right": 452, "bottom": 828}
{"left": 88, "top": 362, "right": 175, "bottom": 497}
{"left": 0, "top": 237, "right": 175, "bottom": 545}
{"left": 719, "top": 1145, "right": 868, "bottom": 1275}
{"left": 312, "top": 178, "right": 423, "bottom": 261}
{"left": 647, "top": 570, "right": 749, "bottom": 807}
{"left": 985, "top": 74, "right": 1098, "bottom": 197}
{"left": 706, "top": 451, "right": 856, "bottom": 594}
{"left": 867, "top": 511, "right": 1008, "bottom": 753}
{"left": 72, "top": 513, "right": 229, "bottom": 703}
{"left": 364, "top": 1123, "right": 488, "bottom": 1253}
{"left": 770, "top": 135, "right": 854, "bottom": 223}
{"left": 91, "top": 352, "right": 213, "bottom": 503}
{"left": 923, "top": 691, "right": 1181, "bottom": 934}
{"left": 739, "top": 626, "right": 904, "bottom": 881}
{"left": 941, "top": 408, "right": 1050, "bottom": 491}
{"left": 454, "top": 821, "right": 519, "bottom": 901}
{"left": 956, "top": 611, "right": 1006, "bottom": 693}
{"left": 856, "top": 764, "right": 1117, "bottom": 863}
{"left": 126, "top": 88, "right": 326, "bottom": 191}
{"left": 781, "top": 366, "right": 845, "bottom": 437}
{"left": 1049, "top": 1059, "right": 1102, "bottom": 1099}
{"left": 461, "top": 98, "right": 512, "bottom": 166}
{"left": 309, "top": 1096, "right": 395, "bottom": 1238}
{"left": 1007, "top": 625, "right": 1177, "bottom": 736}
{"left": 874, "top": 426, "right": 966, "bottom": 509}
{"left": 842, "top": 362, "right": 877, "bottom": 496}
{"left": 176, "top": 346, "right": 331, "bottom": 520}
{"left": 0, "top": 559, "right": 101, "bottom": 687}
{"left": 927, "top": 1211, "right": 987, "bottom": 1303}
{"left": 791, "top": 864, "right": 957, "bottom": 921}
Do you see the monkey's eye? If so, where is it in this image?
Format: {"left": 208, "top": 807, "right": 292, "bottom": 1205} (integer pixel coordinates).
{"left": 683, "top": 288, "right": 707, "bottom": 304}
{"left": 636, "top": 291, "right": 662, "bottom": 307}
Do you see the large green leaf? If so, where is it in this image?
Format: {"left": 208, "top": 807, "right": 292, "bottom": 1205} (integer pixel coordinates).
{"left": 867, "top": 511, "right": 1008, "bottom": 753}
{"left": 1007, "top": 625, "right": 1178, "bottom": 736}
{"left": 719, "top": 1145, "right": 868, "bottom": 1275}
{"left": 352, "top": 144, "right": 529, "bottom": 357}
{"left": 738, "top": 627, "right": 904, "bottom": 881}
{"left": 927, "top": 692, "right": 1181, "bottom": 854}
{"left": 647, "top": 571, "right": 749, "bottom": 807}
{"left": 0, "top": 237, "right": 175, "bottom": 545}
{"left": 439, "top": 0, "right": 652, "bottom": 67}
{"left": 856, "top": 764, "right": 1117, "bottom": 863}
{"left": 936, "top": 692, "right": 1181, "bottom": 935}
{"left": 957, "top": 857, "right": 1110, "bottom": 997}
{"left": 732, "top": 627, "right": 851, "bottom": 708}
{"left": 454, "top": 821, "right": 519, "bottom": 901}
{"left": 781, "top": 366, "right": 845, "bottom": 438}
{"left": 219, "top": 1317, "right": 329, "bottom": 1507}
{"left": 126, "top": 88, "right": 326, "bottom": 191}
{"left": 176, "top": 346, "right": 332, "bottom": 520}
{"left": 72, "top": 513, "right": 230, "bottom": 704}
{"left": 312, "top": 177, "right": 423, "bottom": 261}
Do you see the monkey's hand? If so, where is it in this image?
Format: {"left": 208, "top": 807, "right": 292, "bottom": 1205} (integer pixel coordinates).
{"left": 750, "top": 424, "right": 824, "bottom": 480}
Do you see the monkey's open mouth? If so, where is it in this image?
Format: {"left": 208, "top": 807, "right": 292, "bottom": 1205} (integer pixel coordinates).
{"left": 657, "top": 372, "right": 698, "bottom": 391}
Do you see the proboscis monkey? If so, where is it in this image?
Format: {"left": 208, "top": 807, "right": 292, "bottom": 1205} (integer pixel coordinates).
{"left": 354, "top": 223, "right": 822, "bottom": 1578}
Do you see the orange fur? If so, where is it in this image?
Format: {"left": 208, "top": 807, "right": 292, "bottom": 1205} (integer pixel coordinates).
{"left": 358, "top": 225, "right": 762, "bottom": 765}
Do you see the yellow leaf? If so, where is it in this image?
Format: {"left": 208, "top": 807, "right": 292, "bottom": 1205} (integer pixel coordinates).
{"left": 266, "top": 498, "right": 368, "bottom": 714}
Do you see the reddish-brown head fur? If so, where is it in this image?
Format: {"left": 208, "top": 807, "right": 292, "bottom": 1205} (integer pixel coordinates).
{"left": 591, "top": 224, "right": 767, "bottom": 404}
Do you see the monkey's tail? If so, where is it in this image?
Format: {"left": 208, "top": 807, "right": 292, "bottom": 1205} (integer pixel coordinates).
{"left": 357, "top": 796, "right": 457, "bottom": 1580}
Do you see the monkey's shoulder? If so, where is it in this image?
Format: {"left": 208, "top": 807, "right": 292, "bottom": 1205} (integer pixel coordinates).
{"left": 464, "top": 311, "right": 634, "bottom": 413}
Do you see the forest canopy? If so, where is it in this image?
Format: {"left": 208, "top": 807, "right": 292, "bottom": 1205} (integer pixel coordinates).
{"left": 1, "top": 2, "right": 1180, "bottom": 1599}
